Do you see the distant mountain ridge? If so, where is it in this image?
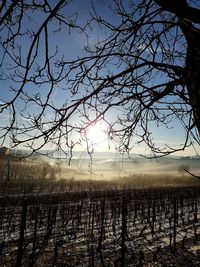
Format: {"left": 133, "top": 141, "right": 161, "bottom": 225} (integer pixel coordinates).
{"left": 0, "top": 146, "right": 199, "bottom": 161}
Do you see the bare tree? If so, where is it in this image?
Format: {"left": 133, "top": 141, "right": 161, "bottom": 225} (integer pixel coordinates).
{"left": 0, "top": 0, "right": 199, "bottom": 157}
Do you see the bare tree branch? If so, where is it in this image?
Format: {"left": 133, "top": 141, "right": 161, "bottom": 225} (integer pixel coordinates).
{"left": 0, "top": 0, "right": 199, "bottom": 160}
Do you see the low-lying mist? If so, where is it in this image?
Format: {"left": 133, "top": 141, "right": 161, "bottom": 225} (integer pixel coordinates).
{"left": 57, "top": 156, "right": 200, "bottom": 181}
{"left": 44, "top": 156, "right": 200, "bottom": 190}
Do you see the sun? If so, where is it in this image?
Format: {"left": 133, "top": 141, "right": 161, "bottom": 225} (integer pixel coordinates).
{"left": 87, "top": 122, "right": 107, "bottom": 147}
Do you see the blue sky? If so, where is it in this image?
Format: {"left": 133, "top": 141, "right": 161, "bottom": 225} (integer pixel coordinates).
{"left": 0, "top": 0, "right": 199, "bottom": 157}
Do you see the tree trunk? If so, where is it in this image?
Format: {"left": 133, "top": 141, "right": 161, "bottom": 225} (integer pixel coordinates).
{"left": 154, "top": 0, "right": 200, "bottom": 135}
{"left": 179, "top": 20, "right": 200, "bottom": 135}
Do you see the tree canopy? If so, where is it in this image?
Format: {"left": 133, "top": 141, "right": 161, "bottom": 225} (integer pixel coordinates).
{"left": 0, "top": 0, "right": 200, "bottom": 157}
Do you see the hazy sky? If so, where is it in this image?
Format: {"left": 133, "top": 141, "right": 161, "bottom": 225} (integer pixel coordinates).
{"left": 0, "top": 0, "right": 199, "bottom": 157}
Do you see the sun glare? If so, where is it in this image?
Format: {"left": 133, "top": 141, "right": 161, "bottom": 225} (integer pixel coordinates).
{"left": 87, "top": 122, "right": 107, "bottom": 147}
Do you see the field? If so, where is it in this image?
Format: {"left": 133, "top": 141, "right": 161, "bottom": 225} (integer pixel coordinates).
{"left": 1, "top": 187, "right": 200, "bottom": 266}
{"left": 1, "top": 153, "right": 200, "bottom": 266}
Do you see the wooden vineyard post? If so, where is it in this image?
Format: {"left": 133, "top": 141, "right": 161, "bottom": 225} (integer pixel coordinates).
{"left": 52, "top": 241, "right": 59, "bottom": 267}
{"left": 29, "top": 206, "right": 39, "bottom": 267}
{"left": 44, "top": 206, "right": 57, "bottom": 245}
{"left": 121, "top": 195, "right": 127, "bottom": 267}
{"left": 173, "top": 198, "right": 177, "bottom": 255}
{"left": 98, "top": 199, "right": 105, "bottom": 266}
{"left": 150, "top": 200, "right": 156, "bottom": 235}
{"left": 98, "top": 200, "right": 105, "bottom": 250}
{"left": 193, "top": 199, "right": 198, "bottom": 244}
{"left": 15, "top": 197, "right": 27, "bottom": 267}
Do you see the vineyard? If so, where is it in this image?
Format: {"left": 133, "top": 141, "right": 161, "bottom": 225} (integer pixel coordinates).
{"left": 1, "top": 187, "right": 200, "bottom": 266}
